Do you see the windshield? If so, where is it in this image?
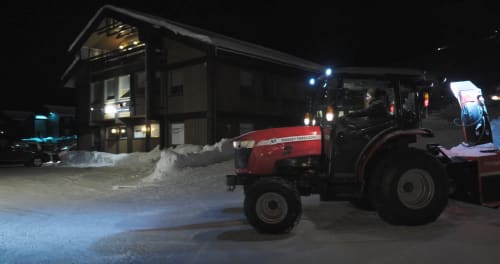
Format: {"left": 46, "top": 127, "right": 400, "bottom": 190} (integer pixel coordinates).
{"left": 312, "top": 78, "right": 396, "bottom": 121}
{"left": 337, "top": 79, "right": 394, "bottom": 117}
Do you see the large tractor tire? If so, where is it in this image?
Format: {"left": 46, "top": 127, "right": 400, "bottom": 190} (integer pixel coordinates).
{"left": 244, "top": 177, "right": 302, "bottom": 234}
{"left": 371, "top": 149, "right": 448, "bottom": 225}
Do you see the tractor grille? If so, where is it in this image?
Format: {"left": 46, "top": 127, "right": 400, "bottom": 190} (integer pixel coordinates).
{"left": 235, "top": 148, "right": 252, "bottom": 169}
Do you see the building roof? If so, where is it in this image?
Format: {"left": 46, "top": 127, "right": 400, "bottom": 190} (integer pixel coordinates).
{"left": 68, "top": 5, "right": 323, "bottom": 73}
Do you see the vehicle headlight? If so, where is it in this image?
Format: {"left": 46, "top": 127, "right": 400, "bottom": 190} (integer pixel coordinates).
{"left": 326, "top": 105, "right": 335, "bottom": 122}
{"left": 233, "top": 140, "right": 255, "bottom": 149}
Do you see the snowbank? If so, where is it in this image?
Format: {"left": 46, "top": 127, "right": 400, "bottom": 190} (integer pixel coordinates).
{"left": 58, "top": 150, "right": 130, "bottom": 168}
{"left": 58, "top": 146, "right": 161, "bottom": 168}
{"left": 58, "top": 139, "right": 233, "bottom": 183}
{"left": 142, "top": 138, "right": 233, "bottom": 183}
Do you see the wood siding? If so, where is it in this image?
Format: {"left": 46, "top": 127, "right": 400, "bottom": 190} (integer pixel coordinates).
{"left": 185, "top": 118, "right": 208, "bottom": 145}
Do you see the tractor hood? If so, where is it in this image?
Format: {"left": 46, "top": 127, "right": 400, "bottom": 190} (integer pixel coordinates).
{"left": 236, "top": 126, "right": 322, "bottom": 146}
{"left": 233, "top": 126, "right": 322, "bottom": 175}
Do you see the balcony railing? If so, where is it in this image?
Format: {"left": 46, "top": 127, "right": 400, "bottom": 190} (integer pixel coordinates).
{"left": 87, "top": 44, "right": 145, "bottom": 63}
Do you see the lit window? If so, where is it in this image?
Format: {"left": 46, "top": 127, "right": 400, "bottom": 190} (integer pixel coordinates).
{"left": 150, "top": 123, "right": 160, "bottom": 138}
{"left": 133, "top": 123, "right": 160, "bottom": 139}
{"left": 134, "top": 125, "right": 146, "bottom": 138}
{"left": 118, "top": 75, "right": 131, "bottom": 99}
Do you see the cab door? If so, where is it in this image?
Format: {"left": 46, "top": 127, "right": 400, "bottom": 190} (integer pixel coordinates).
{"left": 329, "top": 79, "right": 396, "bottom": 178}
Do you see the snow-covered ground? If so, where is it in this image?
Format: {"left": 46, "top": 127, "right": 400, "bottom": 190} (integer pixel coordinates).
{"left": 0, "top": 117, "right": 499, "bottom": 263}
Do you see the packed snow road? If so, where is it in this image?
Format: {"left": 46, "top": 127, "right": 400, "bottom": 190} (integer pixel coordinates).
{"left": 0, "top": 135, "right": 499, "bottom": 263}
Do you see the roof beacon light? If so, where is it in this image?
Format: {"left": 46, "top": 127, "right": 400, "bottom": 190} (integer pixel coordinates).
{"left": 325, "top": 68, "right": 332, "bottom": 77}
{"left": 308, "top": 78, "right": 316, "bottom": 86}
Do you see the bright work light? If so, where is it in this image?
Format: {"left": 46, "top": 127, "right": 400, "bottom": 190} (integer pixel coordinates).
{"left": 325, "top": 68, "right": 332, "bottom": 77}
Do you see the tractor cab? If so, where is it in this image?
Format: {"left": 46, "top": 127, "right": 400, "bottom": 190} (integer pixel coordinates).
{"left": 306, "top": 67, "right": 434, "bottom": 180}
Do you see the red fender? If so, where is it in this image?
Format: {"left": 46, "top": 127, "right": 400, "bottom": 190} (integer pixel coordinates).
{"left": 356, "top": 128, "right": 434, "bottom": 182}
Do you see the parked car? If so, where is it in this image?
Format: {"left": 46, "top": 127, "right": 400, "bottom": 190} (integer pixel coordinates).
{"left": 0, "top": 141, "right": 45, "bottom": 167}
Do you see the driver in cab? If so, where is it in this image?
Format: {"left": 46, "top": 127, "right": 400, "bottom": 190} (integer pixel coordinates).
{"left": 347, "top": 88, "right": 389, "bottom": 119}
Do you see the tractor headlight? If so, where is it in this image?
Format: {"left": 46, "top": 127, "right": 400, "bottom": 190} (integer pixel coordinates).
{"left": 233, "top": 140, "right": 255, "bottom": 149}
{"left": 304, "top": 112, "right": 311, "bottom": 126}
{"left": 325, "top": 105, "right": 334, "bottom": 122}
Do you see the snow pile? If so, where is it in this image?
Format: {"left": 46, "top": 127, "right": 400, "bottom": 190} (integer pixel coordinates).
{"left": 59, "top": 146, "right": 161, "bottom": 168}
{"left": 58, "top": 150, "right": 130, "bottom": 168}
{"left": 143, "top": 138, "right": 233, "bottom": 183}
{"left": 115, "top": 146, "right": 161, "bottom": 168}
{"left": 57, "top": 138, "right": 234, "bottom": 185}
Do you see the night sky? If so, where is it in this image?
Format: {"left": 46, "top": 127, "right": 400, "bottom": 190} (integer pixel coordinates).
{"left": 1, "top": 0, "right": 498, "bottom": 111}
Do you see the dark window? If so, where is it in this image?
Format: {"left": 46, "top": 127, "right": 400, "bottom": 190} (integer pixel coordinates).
{"left": 90, "top": 81, "right": 103, "bottom": 104}
{"left": 170, "top": 85, "right": 183, "bottom": 97}
{"left": 262, "top": 76, "right": 276, "bottom": 98}
{"left": 134, "top": 72, "right": 146, "bottom": 97}
{"left": 105, "top": 78, "right": 116, "bottom": 100}
{"left": 240, "top": 70, "right": 256, "bottom": 97}
{"left": 169, "top": 70, "right": 183, "bottom": 97}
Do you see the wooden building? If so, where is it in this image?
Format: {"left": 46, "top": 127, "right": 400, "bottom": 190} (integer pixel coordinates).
{"left": 62, "top": 5, "right": 323, "bottom": 153}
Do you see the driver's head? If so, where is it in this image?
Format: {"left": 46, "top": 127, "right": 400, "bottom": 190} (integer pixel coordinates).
{"left": 365, "top": 88, "right": 386, "bottom": 108}
{"left": 365, "top": 88, "right": 375, "bottom": 108}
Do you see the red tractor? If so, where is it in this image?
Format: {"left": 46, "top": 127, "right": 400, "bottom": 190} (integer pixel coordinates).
{"left": 227, "top": 67, "right": 500, "bottom": 233}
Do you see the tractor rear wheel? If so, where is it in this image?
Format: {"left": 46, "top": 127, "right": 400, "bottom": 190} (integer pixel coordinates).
{"left": 372, "top": 149, "right": 448, "bottom": 225}
{"left": 244, "top": 177, "right": 301, "bottom": 233}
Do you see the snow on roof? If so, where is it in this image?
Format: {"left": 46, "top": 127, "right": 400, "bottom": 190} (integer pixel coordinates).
{"left": 69, "top": 5, "right": 323, "bottom": 73}
{"left": 61, "top": 57, "right": 80, "bottom": 82}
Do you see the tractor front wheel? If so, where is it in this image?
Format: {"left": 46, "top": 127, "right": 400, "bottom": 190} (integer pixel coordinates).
{"left": 244, "top": 177, "right": 301, "bottom": 233}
